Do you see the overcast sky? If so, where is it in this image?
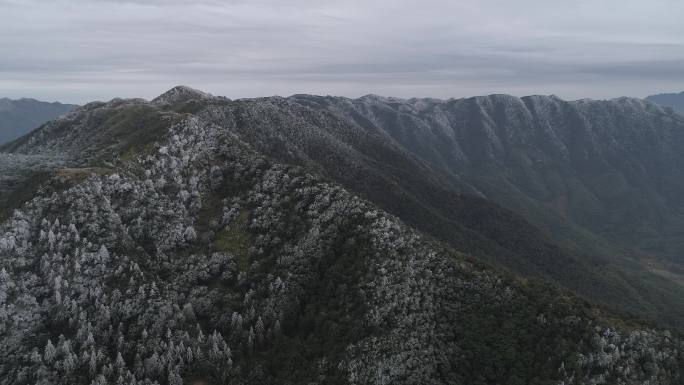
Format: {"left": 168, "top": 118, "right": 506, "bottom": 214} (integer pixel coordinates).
{"left": 1, "top": 0, "right": 683, "bottom": 104}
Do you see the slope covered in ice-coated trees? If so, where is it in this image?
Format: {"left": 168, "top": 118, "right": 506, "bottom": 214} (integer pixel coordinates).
{"left": 0, "top": 88, "right": 683, "bottom": 384}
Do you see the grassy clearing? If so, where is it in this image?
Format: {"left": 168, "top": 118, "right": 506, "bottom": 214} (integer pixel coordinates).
{"left": 55, "top": 167, "right": 114, "bottom": 182}
{"left": 214, "top": 210, "right": 252, "bottom": 269}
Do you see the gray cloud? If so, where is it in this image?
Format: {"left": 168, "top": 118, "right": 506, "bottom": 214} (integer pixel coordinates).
{"left": 1, "top": 0, "right": 683, "bottom": 103}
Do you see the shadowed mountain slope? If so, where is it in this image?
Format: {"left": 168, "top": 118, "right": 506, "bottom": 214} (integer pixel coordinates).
{"left": 298, "top": 94, "right": 684, "bottom": 260}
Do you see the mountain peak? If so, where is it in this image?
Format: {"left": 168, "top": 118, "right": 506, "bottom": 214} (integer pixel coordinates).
{"left": 151, "top": 85, "right": 212, "bottom": 105}
{"left": 359, "top": 93, "right": 406, "bottom": 103}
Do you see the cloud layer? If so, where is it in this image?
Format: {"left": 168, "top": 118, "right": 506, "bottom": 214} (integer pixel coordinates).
{"left": 1, "top": 0, "right": 683, "bottom": 103}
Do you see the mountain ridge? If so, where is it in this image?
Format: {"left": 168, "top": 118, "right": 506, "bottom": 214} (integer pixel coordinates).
{"left": 2, "top": 87, "right": 684, "bottom": 384}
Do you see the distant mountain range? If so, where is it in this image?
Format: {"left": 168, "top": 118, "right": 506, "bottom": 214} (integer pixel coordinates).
{"left": 2, "top": 87, "right": 684, "bottom": 384}
{"left": 0, "top": 97, "right": 77, "bottom": 144}
{"left": 646, "top": 91, "right": 684, "bottom": 114}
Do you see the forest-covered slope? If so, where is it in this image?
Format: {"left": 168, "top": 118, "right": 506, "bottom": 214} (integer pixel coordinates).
{"left": 1, "top": 87, "right": 683, "bottom": 384}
